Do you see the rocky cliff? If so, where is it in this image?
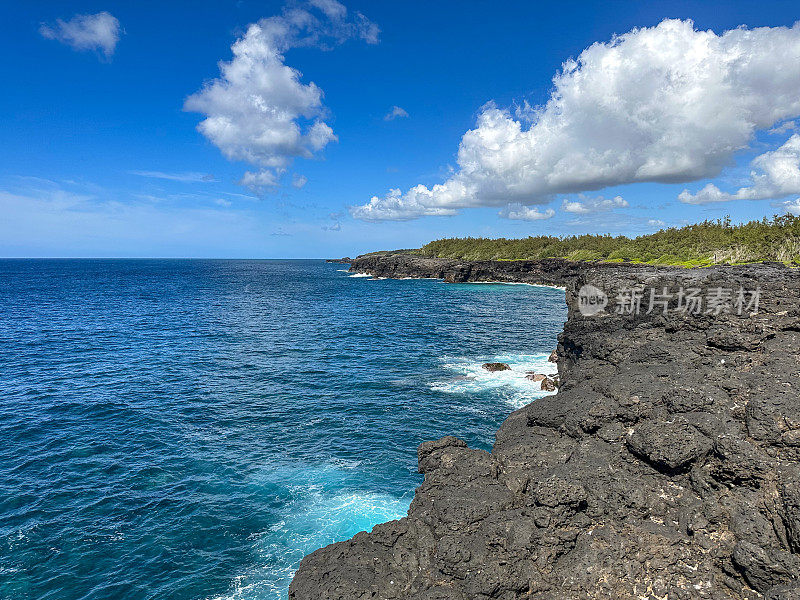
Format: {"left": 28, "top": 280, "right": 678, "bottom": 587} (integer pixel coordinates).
{"left": 290, "top": 255, "right": 800, "bottom": 600}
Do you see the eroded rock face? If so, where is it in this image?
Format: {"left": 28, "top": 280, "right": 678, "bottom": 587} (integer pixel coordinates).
{"left": 290, "top": 256, "right": 800, "bottom": 600}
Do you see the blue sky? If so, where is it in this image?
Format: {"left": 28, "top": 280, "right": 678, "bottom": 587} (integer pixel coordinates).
{"left": 2, "top": 0, "right": 800, "bottom": 257}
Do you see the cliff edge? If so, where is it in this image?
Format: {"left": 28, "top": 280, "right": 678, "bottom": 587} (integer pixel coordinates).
{"left": 290, "top": 255, "right": 800, "bottom": 599}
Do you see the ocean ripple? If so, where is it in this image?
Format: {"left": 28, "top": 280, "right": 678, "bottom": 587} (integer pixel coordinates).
{"left": 0, "top": 259, "right": 565, "bottom": 600}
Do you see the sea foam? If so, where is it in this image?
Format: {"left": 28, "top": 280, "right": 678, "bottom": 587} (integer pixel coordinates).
{"left": 430, "top": 352, "right": 558, "bottom": 409}
{"left": 208, "top": 462, "right": 409, "bottom": 600}
{"left": 456, "top": 281, "right": 567, "bottom": 291}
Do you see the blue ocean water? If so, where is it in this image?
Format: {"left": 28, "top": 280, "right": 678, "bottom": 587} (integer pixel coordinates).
{"left": 0, "top": 260, "right": 565, "bottom": 600}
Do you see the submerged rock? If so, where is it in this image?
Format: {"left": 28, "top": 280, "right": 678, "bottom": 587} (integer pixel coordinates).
{"left": 482, "top": 362, "right": 510, "bottom": 372}
{"left": 291, "top": 256, "right": 800, "bottom": 600}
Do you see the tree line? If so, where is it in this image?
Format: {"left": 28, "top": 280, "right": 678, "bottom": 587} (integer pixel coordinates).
{"left": 416, "top": 215, "right": 800, "bottom": 266}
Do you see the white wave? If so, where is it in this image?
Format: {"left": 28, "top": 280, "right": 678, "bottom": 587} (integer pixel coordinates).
{"left": 335, "top": 269, "right": 350, "bottom": 272}
{"left": 208, "top": 463, "right": 409, "bottom": 600}
{"left": 346, "top": 272, "right": 372, "bottom": 278}
{"left": 430, "top": 352, "right": 558, "bottom": 410}
{"left": 459, "top": 281, "right": 566, "bottom": 291}
{"left": 330, "top": 458, "right": 363, "bottom": 469}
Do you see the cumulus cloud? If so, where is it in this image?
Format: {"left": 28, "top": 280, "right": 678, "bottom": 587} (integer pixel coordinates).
{"left": 239, "top": 169, "right": 281, "bottom": 191}
{"left": 780, "top": 198, "right": 800, "bottom": 215}
{"left": 40, "top": 12, "right": 120, "bottom": 59}
{"left": 677, "top": 183, "right": 730, "bottom": 205}
{"left": 648, "top": 219, "right": 667, "bottom": 228}
{"left": 562, "top": 194, "right": 628, "bottom": 214}
{"left": 384, "top": 106, "right": 409, "bottom": 121}
{"left": 499, "top": 204, "right": 555, "bottom": 221}
{"left": 185, "top": 1, "right": 377, "bottom": 190}
{"left": 679, "top": 134, "right": 800, "bottom": 204}
{"left": 350, "top": 188, "right": 458, "bottom": 221}
{"left": 352, "top": 19, "right": 800, "bottom": 221}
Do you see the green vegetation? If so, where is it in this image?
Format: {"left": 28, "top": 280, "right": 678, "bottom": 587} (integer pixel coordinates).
{"left": 358, "top": 248, "right": 422, "bottom": 257}
{"left": 418, "top": 215, "right": 800, "bottom": 266}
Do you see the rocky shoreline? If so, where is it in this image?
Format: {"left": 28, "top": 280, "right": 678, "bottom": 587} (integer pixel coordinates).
{"left": 325, "top": 257, "right": 352, "bottom": 263}
{"left": 290, "top": 255, "right": 800, "bottom": 599}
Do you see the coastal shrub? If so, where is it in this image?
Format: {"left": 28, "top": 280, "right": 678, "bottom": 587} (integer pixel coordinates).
{"left": 418, "top": 215, "right": 800, "bottom": 266}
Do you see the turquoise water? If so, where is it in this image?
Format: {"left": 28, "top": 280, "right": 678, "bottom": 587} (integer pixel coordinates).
{"left": 0, "top": 260, "right": 565, "bottom": 600}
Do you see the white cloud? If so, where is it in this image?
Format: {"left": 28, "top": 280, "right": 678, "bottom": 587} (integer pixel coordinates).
{"left": 781, "top": 198, "right": 800, "bottom": 215}
{"left": 221, "top": 191, "right": 259, "bottom": 201}
{"left": 40, "top": 12, "right": 120, "bottom": 59}
{"left": 562, "top": 194, "right": 628, "bottom": 214}
{"left": 679, "top": 134, "right": 800, "bottom": 204}
{"left": 769, "top": 120, "right": 797, "bottom": 135}
{"left": 184, "top": 1, "right": 377, "bottom": 190}
{"left": 322, "top": 211, "right": 343, "bottom": 230}
{"left": 352, "top": 19, "right": 800, "bottom": 221}
{"left": 648, "top": 219, "right": 667, "bottom": 227}
{"left": 677, "top": 183, "right": 730, "bottom": 205}
{"left": 499, "top": 204, "right": 555, "bottom": 221}
{"left": 308, "top": 0, "right": 347, "bottom": 21}
{"left": 240, "top": 169, "right": 281, "bottom": 191}
{"left": 349, "top": 188, "right": 458, "bottom": 221}
{"left": 292, "top": 174, "right": 309, "bottom": 188}
{"left": 384, "top": 106, "right": 409, "bottom": 121}
{"left": 130, "top": 170, "right": 216, "bottom": 183}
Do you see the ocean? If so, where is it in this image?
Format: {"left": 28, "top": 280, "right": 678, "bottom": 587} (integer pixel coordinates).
{"left": 0, "top": 259, "right": 565, "bottom": 600}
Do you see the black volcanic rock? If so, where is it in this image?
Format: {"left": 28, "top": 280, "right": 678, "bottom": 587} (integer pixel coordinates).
{"left": 291, "top": 254, "right": 800, "bottom": 600}
{"left": 540, "top": 375, "right": 557, "bottom": 391}
{"left": 483, "top": 362, "right": 511, "bottom": 372}
{"left": 325, "top": 257, "right": 352, "bottom": 263}
{"left": 626, "top": 418, "right": 713, "bottom": 472}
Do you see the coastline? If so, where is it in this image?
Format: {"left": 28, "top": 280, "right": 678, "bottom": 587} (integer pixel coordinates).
{"left": 291, "top": 255, "right": 800, "bottom": 599}
{"left": 458, "top": 281, "right": 568, "bottom": 290}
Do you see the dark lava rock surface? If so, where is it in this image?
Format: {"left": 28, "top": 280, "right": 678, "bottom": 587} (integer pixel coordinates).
{"left": 483, "top": 362, "right": 512, "bottom": 372}
{"left": 290, "top": 255, "right": 800, "bottom": 600}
